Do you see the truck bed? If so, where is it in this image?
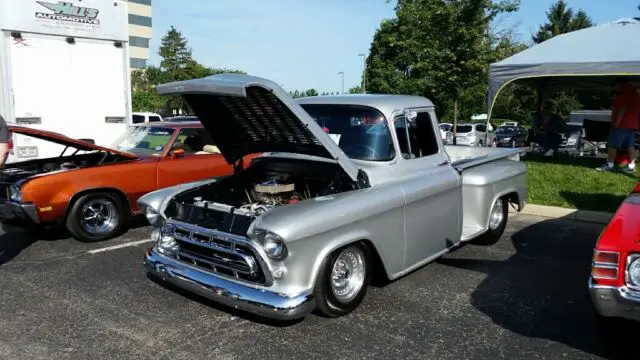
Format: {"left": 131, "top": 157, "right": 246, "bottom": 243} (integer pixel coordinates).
{"left": 444, "top": 145, "right": 522, "bottom": 170}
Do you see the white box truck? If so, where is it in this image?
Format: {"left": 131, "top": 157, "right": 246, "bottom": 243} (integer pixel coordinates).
{"left": 0, "top": 0, "right": 132, "bottom": 162}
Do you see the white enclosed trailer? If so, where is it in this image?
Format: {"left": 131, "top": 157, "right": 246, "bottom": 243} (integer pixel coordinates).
{"left": 0, "top": 0, "right": 132, "bottom": 162}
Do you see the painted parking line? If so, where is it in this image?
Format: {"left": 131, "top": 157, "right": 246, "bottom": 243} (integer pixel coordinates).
{"left": 87, "top": 239, "right": 154, "bottom": 254}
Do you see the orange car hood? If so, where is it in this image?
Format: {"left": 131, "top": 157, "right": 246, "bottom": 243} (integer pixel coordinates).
{"left": 8, "top": 125, "right": 138, "bottom": 159}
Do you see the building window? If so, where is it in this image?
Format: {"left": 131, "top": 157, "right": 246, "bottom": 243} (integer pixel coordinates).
{"left": 129, "top": 36, "right": 150, "bottom": 48}
{"left": 128, "top": 0, "right": 152, "bottom": 5}
{"left": 130, "top": 58, "right": 147, "bottom": 68}
{"left": 128, "top": 14, "right": 152, "bottom": 27}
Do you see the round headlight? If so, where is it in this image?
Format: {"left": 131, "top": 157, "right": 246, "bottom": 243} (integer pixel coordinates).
{"left": 144, "top": 206, "right": 165, "bottom": 227}
{"left": 255, "top": 230, "right": 288, "bottom": 260}
{"left": 9, "top": 185, "right": 21, "bottom": 203}
{"left": 628, "top": 257, "right": 640, "bottom": 287}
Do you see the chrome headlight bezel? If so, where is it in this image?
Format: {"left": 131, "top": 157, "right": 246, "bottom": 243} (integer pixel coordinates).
{"left": 626, "top": 254, "right": 640, "bottom": 289}
{"left": 254, "top": 229, "right": 288, "bottom": 261}
{"left": 143, "top": 205, "right": 166, "bottom": 228}
{"left": 9, "top": 185, "right": 22, "bottom": 203}
{"left": 154, "top": 225, "right": 178, "bottom": 256}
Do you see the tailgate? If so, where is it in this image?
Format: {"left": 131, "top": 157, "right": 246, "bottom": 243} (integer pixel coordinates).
{"left": 444, "top": 145, "right": 522, "bottom": 170}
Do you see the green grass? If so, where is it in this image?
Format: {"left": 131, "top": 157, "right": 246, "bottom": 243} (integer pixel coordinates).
{"left": 523, "top": 153, "right": 638, "bottom": 213}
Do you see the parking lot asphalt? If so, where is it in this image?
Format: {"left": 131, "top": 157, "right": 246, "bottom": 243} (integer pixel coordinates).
{"left": 0, "top": 213, "right": 638, "bottom": 360}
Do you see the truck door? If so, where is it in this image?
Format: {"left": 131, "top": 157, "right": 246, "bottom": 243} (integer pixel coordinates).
{"left": 395, "top": 110, "right": 462, "bottom": 269}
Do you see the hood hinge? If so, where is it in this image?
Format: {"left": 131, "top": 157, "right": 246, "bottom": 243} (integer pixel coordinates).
{"left": 233, "top": 157, "right": 244, "bottom": 174}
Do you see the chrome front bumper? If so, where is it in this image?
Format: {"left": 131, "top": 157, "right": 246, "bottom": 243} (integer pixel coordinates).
{"left": 588, "top": 277, "right": 640, "bottom": 322}
{"left": 144, "top": 246, "right": 315, "bottom": 321}
{"left": 0, "top": 202, "right": 40, "bottom": 224}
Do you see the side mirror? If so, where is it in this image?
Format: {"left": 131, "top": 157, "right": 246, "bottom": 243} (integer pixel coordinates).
{"left": 169, "top": 148, "right": 185, "bottom": 158}
{"left": 403, "top": 109, "right": 418, "bottom": 123}
{"left": 78, "top": 138, "right": 95, "bottom": 144}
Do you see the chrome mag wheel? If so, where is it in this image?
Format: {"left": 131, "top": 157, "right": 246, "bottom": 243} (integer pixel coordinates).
{"left": 330, "top": 247, "right": 366, "bottom": 303}
{"left": 488, "top": 198, "right": 505, "bottom": 231}
{"left": 80, "top": 198, "right": 118, "bottom": 235}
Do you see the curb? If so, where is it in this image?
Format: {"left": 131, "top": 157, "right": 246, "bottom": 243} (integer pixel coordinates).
{"left": 508, "top": 203, "right": 613, "bottom": 225}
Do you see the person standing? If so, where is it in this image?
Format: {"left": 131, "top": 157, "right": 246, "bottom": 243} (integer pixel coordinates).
{"left": 0, "top": 114, "right": 9, "bottom": 167}
{"left": 532, "top": 101, "right": 566, "bottom": 157}
{"left": 597, "top": 79, "right": 639, "bottom": 172}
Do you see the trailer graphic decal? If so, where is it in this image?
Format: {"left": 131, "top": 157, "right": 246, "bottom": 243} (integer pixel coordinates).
{"left": 35, "top": 1, "right": 100, "bottom": 25}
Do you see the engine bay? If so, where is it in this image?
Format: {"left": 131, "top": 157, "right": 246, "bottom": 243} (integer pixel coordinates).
{"left": 0, "top": 152, "right": 129, "bottom": 183}
{"left": 165, "top": 157, "right": 361, "bottom": 231}
{"left": 194, "top": 174, "right": 317, "bottom": 217}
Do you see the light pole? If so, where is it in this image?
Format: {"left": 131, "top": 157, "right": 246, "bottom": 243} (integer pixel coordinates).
{"left": 358, "top": 53, "right": 366, "bottom": 94}
{"left": 338, "top": 71, "right": 344, "bottom": 94}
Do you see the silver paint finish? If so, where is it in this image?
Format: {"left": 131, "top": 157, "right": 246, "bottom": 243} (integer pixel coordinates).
{"left": 140, "top": 77, "right": 529, "bottom": 318}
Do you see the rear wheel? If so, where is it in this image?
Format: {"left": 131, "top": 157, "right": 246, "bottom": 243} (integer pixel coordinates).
{"left": 314, "top": 242, "right": 371, "bottom": 318}
{"left": 472, "top": 197, "right": 508, "bottom": 246}
{"left": 65, "top": 192, "right": 128, "bottom": 242}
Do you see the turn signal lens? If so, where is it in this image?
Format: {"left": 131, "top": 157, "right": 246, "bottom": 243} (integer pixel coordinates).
{"left": 591, "top": 250, "right": 619, "bottom": 281}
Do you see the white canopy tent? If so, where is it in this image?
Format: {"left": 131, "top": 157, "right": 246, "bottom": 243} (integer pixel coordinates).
{"left": 487, "top": 18, "right": 640, "bottom": 122}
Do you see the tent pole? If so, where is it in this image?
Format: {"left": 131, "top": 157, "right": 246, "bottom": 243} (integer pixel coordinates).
{"left": 453, "top": 100, "right": 458, "bottom": 145}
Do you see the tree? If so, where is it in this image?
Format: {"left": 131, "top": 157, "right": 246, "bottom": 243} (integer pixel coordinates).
{"left": 529, "top": 1, "right": 607, "bottom": 118}
{"left": 366, "top": 0, "right": 519, "bottom": 122}
{"left": 532, "top": 0, "right": 593, "bottom": 44}
{"left": 348, "top": 85, "right": 363, "bottom": 94}
{"left": 131, "top": 26, "right": 246, "bottom": 115}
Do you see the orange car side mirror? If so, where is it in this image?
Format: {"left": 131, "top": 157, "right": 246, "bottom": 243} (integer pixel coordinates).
{"left": 169, "top": 148, "right": 185, "bottom": 159}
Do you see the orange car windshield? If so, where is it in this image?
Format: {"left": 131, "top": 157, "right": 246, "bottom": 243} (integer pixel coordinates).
{"left": 111, "top": 126, "right": 176, "bottom": 156}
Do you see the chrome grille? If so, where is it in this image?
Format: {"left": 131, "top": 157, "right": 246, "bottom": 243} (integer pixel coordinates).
{"left": 171, "top": 224, "right": 267, "bottom": 284}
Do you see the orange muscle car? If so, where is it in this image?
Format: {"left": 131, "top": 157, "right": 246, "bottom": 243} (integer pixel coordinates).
{"left": 0, "top": 121, "right": 249, "bottom": 242}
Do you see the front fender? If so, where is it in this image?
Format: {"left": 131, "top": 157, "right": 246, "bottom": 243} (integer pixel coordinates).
{"left": 254, "top": 184, "right": 406, "bottom": 296}
{"left": 137, "top": 178, "right": 219, "bottom": 216}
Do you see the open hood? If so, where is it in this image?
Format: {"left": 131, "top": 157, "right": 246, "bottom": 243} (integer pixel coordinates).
{"left": 156, "top": 73, "right": 361, "bottom": 182}
{"left": 8, "top": 126, "right": 137, "bottom": 159}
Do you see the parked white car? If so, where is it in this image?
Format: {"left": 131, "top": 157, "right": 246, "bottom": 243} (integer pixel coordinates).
{"left": 454, "top": 123, "right": 495, "bottom": 147}
{"left": 439, "top": 123, "right": 453, "bottom": 144}
{"left": 132, "top": 112, "right": 163, "bottom": 124}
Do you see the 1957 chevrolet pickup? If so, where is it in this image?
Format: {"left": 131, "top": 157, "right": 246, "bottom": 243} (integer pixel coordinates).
{"left": 139, "top": 74, "right": 528, "bottom": 321}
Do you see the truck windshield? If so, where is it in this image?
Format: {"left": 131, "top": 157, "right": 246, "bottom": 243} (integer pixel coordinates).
{"left": 111, "top": 126, "right": 176, "bottom": 156}
{"left": 300, "top": 104, "right": 395, "bottom": 161}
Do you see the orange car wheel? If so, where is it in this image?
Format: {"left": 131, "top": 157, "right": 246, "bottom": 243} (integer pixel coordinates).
{"left": 65, "top": 191, "right": 128, "bottom": 242}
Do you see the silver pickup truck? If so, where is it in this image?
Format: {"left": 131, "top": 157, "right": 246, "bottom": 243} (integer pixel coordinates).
{"left": 140, "top": 74, "right": 528, "bottom": 321}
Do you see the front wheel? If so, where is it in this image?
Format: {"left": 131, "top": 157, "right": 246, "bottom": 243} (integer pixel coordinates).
{"left": 65, "top": 192, "right": 128, "bottom": 242}
{"left": 472, "top": 197, "right": 508, "bottom": 246}
{"left": 314, "top": 242, "right": 371, "bottom": 318}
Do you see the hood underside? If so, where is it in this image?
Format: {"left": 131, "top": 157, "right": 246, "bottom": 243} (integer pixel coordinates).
{"left": 156, "top": 73, "right": 360, "bottom": 182}
{"left": 8, "top": 126, "right": 137, "bottom": 159}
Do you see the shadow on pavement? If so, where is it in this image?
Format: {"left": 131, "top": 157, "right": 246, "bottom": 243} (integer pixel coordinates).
{"left": 0, "top": 215, "right": 150, "bottom": 266}
{"left": 438, "top": 216, "right": 639, "bottom": 360}
{"left": 560, "top": 191, "right": 626, "bottom": 214}
{"left": 146, "top": 273, "right": 304, "bottom": 328}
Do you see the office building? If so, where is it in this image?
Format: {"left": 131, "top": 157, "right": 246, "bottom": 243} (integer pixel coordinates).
{"left": 127, "top": 0, "right": 152, "bottom": 69}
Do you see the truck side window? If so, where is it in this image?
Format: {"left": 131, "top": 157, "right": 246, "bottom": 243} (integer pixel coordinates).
{"left": 412, "top": 112, "right": 439, "bottom": 158}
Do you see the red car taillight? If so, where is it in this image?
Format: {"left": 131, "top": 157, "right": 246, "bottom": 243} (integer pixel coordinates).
{"left": 591, "top": 250, "right": 620, "bottom": 283}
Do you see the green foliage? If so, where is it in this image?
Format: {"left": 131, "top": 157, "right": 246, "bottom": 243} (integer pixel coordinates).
{"left": 348, "top": 86, "right": 364, "bottom": 94}
{"left": 289, "top": 89, "right": 319, "bottom": 98}
{"left": 131, "top": 26, "right": 245, "bottom": 115}
{"left": 367, "top": 0, "right": 520, "bottom": 122}
{"left": 532, "top": 0, "right": 593, "bottom": 44}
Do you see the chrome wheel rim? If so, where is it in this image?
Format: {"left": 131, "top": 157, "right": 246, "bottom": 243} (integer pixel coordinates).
{"left": 330, "top": 248, "right": 366, "bottom": 303}
{"left": 80, "top": 199, "right": 118, "bottom": 235}
{"left": 488, "top": 199, "right": 504, "bottom": 230}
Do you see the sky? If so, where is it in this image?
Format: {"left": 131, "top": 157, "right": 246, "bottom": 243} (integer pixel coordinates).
{"left": 148, "top": 0, "right": 639, "bottom": 94}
